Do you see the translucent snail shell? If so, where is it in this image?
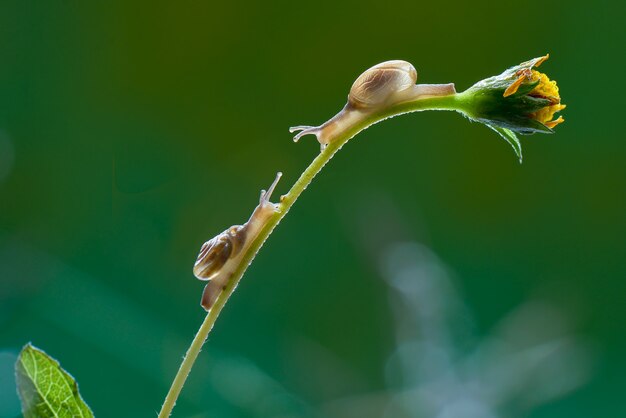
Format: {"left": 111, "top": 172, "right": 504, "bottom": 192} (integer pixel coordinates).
{"left": 348, "top": 60, "right": 418, "bottom": 109}
{"left": 193, "top": 226, "right": 246, "bottom": 281}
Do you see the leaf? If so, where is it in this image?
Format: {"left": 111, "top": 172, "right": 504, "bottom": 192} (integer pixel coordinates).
{"left": 487, "top": 124, "right": 523, "bottom": 163}
{"left": 15, "top": 344, "right": 94, "bottom": 418}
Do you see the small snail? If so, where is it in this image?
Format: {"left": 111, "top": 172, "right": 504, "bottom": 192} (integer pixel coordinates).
{"left": 193, "top": 172, "right": 283, "bottom": 310}
{"left": 290, "top": 60, "right": 456, "bottom": 149}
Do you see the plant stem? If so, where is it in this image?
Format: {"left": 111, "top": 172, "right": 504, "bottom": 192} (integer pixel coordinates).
{"left": 158, "top": 92, "right": 466, "bottom": 418}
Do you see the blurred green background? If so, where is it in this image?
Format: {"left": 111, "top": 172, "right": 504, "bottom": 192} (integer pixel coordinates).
{"left": 0, "top": 0, "right": 624, "bottom": 417}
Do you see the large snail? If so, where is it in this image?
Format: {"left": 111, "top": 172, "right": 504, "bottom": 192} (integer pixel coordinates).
{"left": 290, "top": 60, "right": 456, "bottom": 149}
{"left": 193, "top": 172, "right": 282, "bottom": 310}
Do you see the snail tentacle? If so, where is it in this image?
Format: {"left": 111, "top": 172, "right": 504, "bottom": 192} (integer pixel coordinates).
{"left": 289, "top": 125, "right": 321, "bottom": 143}
{"left": 260, "top": 171, "right": 283, "bottom": 204}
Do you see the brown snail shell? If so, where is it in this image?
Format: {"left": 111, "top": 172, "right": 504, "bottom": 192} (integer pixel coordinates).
{"left": 193, "top": 225, "right": 246, "bottom": 281}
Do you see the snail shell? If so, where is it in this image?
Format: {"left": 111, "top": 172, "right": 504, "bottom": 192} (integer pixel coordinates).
{"left": 348, "top": 60, "right": 418, "bottom": 109}
{"left": 193, "top": 225, "right": 246, "bottom": 281}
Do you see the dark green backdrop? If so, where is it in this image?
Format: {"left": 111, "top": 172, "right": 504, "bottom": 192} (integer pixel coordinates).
{"left": 0, "top": 1, "right": 624, "bottom": 417}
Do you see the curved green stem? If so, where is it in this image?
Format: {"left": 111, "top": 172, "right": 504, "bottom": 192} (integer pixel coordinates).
{"left": 158, "top": 92, "right": 467, "bottom": 418}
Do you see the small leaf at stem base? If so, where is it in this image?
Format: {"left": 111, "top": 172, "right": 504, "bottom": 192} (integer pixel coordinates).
{"left": 15, "top": 343, "right": 93, "bottom": 418}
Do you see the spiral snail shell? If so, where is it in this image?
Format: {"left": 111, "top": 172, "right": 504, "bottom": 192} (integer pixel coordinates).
{"left": 290, "top": 60, "right": 456, "bottom": 148}
{"left": 348, "top": 60, "right": 418, "bottom": 109}
{"left": 193, "top": 225, "right": 246, "bottom": 281}
{"left": 193, "top": 172, "right": 282, "bottom": 310}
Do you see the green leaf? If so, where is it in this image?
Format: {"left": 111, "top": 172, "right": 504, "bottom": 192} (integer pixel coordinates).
{"left": 486, "top": 124, "right": 523, "bottom": 163}
{"left": 15, "top": 344, "right": 94, "bottom": 418}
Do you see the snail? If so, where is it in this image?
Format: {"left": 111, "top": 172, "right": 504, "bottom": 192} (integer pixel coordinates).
{"left": 290, "top": 60, "right": 456, "bottom": 149}
{"left": 193, "top": 172, "right": 282, "bottom": 310}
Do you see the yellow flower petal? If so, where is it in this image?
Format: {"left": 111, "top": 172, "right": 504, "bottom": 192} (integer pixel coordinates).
{"left": 503, "top": 69, "right": 532, "bottom": 97}
{"left": 503, "top": 73, "right": 526, "bottom": 97}
{"left": 534, "top": 54, "right": 550, "bottom": 68}
{"left": 531, "top": 103, "right": 566, "bottom": 128}
{"left": 544, "top": 116, "right": 564, "bottom": 129}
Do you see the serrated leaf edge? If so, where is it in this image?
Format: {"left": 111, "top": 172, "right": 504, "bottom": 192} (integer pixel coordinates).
{"left": 15, "top": 343, "right": 93, "bottom": 418}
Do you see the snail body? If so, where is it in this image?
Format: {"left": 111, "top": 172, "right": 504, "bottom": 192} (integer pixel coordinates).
{"left": 193, "top": 172, "right": 282, "bottom": 310}
{"left": 290, "top": 60, "right": 456, "bottom": 149}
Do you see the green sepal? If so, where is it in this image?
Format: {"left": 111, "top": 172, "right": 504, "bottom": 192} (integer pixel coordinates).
{"left": 465, "top": 56, "right": 546, "bottom": 94}
{"left": 474, "top": 116, "right": 553, "bottom": 135}
{"left": 486, "top": 124, "right": 523, "bottom": 163}
{"left": 518, "top": 118, "right": 554, "bottom": 134}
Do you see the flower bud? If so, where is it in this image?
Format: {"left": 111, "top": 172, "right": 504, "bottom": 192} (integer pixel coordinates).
{"left": 461, "top": 55, "right": 565, "bottom": 162}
